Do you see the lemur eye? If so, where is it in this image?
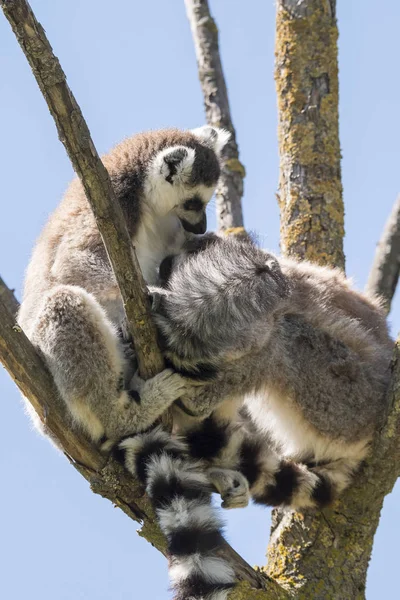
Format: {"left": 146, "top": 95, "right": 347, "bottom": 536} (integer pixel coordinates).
{"left": 183, "top": 196, "right": 204, "bottom": 212}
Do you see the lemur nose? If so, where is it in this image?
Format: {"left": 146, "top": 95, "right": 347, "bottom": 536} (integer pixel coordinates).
{"left": 180, "top": 212, "right": 207, "bottom": 234}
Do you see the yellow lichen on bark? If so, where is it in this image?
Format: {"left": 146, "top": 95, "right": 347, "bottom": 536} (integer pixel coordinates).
{"left": 275, "top": 1, "right": 344, "bottom": 269}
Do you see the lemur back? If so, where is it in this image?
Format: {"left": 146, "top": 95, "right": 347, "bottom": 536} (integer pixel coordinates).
{"left": 18, "top": 126, "right": 230, "bottom": 446}
{"left": 150, "top": 235, "right": 393, "bottom": 510}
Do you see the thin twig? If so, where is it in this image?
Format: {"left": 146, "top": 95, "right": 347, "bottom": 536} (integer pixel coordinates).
{"left": 366, "top": 194, "right": 400, "bottom": 313}
{"left": 0, "top": 0, "right": 163, "bottom": 379}
{"left": 185, "top": 0, "right": 245, "bottom": 232}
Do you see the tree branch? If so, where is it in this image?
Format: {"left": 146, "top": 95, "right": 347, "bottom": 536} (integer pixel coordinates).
{"left": 275, "top": 0, "right": 344, "bottom": 269}
{"left": 0, "top": 0, "right": 162, "bottom": 380}
{"left": 185, "top": 0, "right": 245, "bottom": 233}
{"left": 0, "top": 280, "right": 273, "bottom": 595}
{"left": 271, "top": 2, "right": 400, "bottom": 596}
{"left": 366, "top": 194, "right": 400, "bottom": 313}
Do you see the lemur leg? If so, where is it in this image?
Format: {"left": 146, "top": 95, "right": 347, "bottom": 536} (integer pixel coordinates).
{"left": 181, "top": 411, "right": 252, "bottom": 509}
{"left": 30, "top": 285, "right": 187, "bottom": 444}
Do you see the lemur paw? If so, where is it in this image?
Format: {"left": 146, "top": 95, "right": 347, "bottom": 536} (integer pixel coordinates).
{"left": 207, "top": 468, "right": 250, "bottom": 509}
{"left": 128, "top": 369, "right": 188, "bottom": 405}
{"left": 153, "top": 368, "right": 190, "bottom": 399}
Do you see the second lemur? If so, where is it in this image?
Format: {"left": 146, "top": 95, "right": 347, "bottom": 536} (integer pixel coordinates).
{"left": 147, "top": 234, "right": 393, "bottom": 509}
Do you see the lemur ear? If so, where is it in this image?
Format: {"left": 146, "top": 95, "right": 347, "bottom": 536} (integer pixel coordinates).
{"left": 159, "top": 146, "right": 195, "bottom": 185}
{"left": 191, "top": 125, "right": 231, "bottom": 157}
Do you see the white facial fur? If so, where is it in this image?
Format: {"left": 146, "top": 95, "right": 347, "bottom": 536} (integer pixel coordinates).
{"left": 143, "top": 125, "right": 230, "bottom": 217}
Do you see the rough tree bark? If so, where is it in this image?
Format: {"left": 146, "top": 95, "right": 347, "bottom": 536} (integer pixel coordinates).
{"left": 265, "top": 2, "right": 398, "bottom": 598}
{"left": 0, "top": 275, "right": 19, "bottom": 316}
{"left": 366, "top": 194, "right": 400, "bottom": 313}
{"left": 275, "top": 0, "right": 344, "bottom": 270}
{"left": 184, "top": 0, "right": 245, "bottom": 234}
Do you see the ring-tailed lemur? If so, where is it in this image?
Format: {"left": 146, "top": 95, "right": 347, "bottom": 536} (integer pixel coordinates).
{"left": 18, "top": 126, "right": 230, "bottom": 448}
{"left": 147, "top": 234, "right": 393, "bottom": 510}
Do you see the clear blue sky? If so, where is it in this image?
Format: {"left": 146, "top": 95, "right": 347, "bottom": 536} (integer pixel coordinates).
{"left": 0, "top": 1, "right": 399, "bottom": 598}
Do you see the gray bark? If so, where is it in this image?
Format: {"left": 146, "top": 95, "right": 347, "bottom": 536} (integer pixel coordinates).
{"left": 185, "top": 0, "right": 245, "bottom": 232}
{"left": 0, "top": 275, "right": 19, "bottom": 316}
{"left": 275, "top": 0, "right": 345, "bottom": 270}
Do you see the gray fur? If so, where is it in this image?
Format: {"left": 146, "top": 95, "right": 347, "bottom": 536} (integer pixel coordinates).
{"left": 152, "top": 235, "right": 394, "bottom": 506}
{"left": 18, "top": 127, "right": 230, "bottom": 446}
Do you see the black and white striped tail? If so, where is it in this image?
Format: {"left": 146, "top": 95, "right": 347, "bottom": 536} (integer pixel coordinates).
{"left": 181, "top": 415, "right": 339, "bottom": 511}
{"left": 120, "top": 428, "right": 235, "bottom": 600}
{"left": 239, "top": 438, "right": 356, "bottom": 510}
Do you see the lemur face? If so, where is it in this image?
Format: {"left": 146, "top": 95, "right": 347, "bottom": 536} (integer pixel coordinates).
{"left": 145, "top": 126, "right": 230, "bottom": 233}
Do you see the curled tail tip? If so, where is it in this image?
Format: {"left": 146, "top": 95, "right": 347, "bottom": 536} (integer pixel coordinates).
{"left": 253, "top": 461, "right": 340, "bottom": 510}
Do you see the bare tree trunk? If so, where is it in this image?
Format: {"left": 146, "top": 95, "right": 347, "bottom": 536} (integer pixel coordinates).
{"left": 366, "top": 194, "right": 400, "bottom": 313}
{"left": 275, "top": 0, "right": 344, "bottom": 270}
{"left": 185, "top": 0, "right": 245, "bottom": 233}
{"left": 267, "top": 2, "right": 399, "bottom": 597}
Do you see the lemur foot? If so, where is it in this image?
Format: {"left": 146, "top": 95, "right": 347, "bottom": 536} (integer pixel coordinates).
{"left": 207, "top": 468, "right": 250, "bottom": 509}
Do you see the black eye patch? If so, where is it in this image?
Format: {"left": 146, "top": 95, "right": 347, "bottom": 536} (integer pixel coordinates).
{"left": 183, "top": 196, "right": 204, "bottom": 212}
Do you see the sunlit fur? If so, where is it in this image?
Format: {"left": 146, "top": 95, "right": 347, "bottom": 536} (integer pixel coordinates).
{"left": 18, "top": 126, "right": 230, "bottom": 446}
{"left": 151, "top": 234, "right": 393, "bottom": 510}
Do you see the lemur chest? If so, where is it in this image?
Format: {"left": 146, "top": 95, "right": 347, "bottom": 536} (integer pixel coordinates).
{"left": 96, "top": 216, "right": 184, "bottom": 327}
{"left": 134, "top": 215, "right": 185, "bottom": 285}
